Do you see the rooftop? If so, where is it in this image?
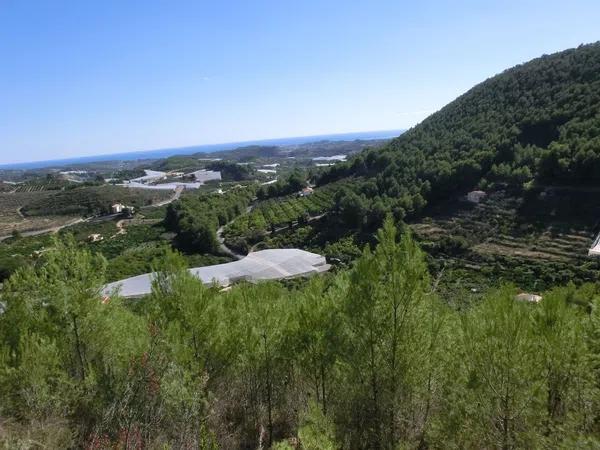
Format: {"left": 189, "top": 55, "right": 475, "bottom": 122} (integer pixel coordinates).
{"left": 103, "top": 249, "right": 330, "bottom": 298}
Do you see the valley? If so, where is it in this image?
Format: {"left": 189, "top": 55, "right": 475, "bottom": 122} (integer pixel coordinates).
{"left": 2, "top": 40, "right": 600, "bottom": 449}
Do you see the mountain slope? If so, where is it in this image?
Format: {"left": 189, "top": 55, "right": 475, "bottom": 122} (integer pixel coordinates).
{"left": 319, "top": 42, "right": 600, "bottom": 220}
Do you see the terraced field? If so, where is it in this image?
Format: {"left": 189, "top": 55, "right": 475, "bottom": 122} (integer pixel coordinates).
{"left": 410, "top": 188, "right": 600, "bottom": 292}
{"left": 221, "top": 180, "right": 354, "bottom": 253}
{"left": 225, "top": 181, "right": 351, "bottom": 237}
{"left": 13, "top": 178, "right": 73, "bottom": 192}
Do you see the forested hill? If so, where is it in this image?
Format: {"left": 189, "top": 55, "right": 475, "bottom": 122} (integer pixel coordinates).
{"left": 320, "top": 42, "right": 600, "bottom": 220}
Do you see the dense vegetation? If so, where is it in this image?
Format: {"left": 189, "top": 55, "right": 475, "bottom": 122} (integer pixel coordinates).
{"left": 165, "top": 187, "right": 255, "bottom": 253}
{"left": 2, "top": 220, "right": 600, "bottom": 448}
{"left": 224, "top": 182, "right": 350, "bottom": 252}
{"left": 206, "top": 161, "right": 255, "bottom": 181}
{"left": 319, "top": 43, "right": 600, "bottom": 228}
{"left": 256, "top": 170, "right": 308, "bottom": 200}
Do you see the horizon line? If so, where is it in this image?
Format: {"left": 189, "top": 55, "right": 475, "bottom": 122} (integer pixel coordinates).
{"left": 0, "top": 128, "right": 405, "bottom": 169}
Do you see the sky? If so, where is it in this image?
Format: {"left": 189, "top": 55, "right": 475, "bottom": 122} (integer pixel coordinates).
{"left": 0, "top": 1, "right": 599, "bottom": 164}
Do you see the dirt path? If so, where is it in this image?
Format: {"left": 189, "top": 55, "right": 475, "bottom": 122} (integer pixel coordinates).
{"left": 216, "top": 206, "right": 253, "bottom": 260}
{"left": 0, "top": 217, "right": 85, "bottom": 242}
{"left": 143, "top": 185, "right": 184, "bottom": 209}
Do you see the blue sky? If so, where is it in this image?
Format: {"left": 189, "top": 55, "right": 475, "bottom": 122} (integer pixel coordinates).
{"left": 1, "top": 1, "right": 599, "bottom": 164}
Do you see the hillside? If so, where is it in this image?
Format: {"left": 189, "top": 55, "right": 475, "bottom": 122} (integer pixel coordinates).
{"left": 4, "top": 43, "right": 600, "bottom": 449}
{"left": 20, "top": 185, "right": 171, "bottom": 217}
{"left": 220, "top": 43, "right": 600, "bottom": 291}
{"left": 319, "top": 42, "right": 600, "bottom": 218}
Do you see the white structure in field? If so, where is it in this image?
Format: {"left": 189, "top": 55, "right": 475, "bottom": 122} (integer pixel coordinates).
{"left": 312, "top": 155, "right": 347, "bottom": 162}
{"left": 192, "top": 169, "right": 222, "bottom": 184}
{"left": 111, "top": 203, "right": 124, "bottom": 214}
{"left": 103, "top": 249, "right": 331, "bottom": 298}
{"left": 467, "top": 190, "right": 487, "bottom": 204}
{"left": 126, "top": 181, "right": 201, "bottom": 190}
{"left": 88, "top": 233, "right": 103, "bottom": 243}
{"left": 514, "top": 293, "right": 543, "bottom": 303}
{"left": 122, "top": 169, "right": 221, "bottom": 191}
{"left": 298, "top": 187, "right": 314, "bottom": 197}
{"left": 130, "top": 170, "right": 167, "bottom": 184}
{"left": 589, "top": 233, "right": 600, "bottom": 256}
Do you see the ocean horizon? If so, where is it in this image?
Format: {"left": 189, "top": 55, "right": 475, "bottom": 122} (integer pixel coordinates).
{"left": 0, "top": 129, "right": 403, "bottom": 170}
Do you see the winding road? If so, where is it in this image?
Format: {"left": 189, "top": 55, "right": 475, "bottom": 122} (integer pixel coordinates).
{"left": 145, "top": 185, "right": 184, "bottom": 208}
{"left": 216, "top": 205, "right": 253, "bottom": 260}
{"left": 0, "top": 186, "right": 184, "bottom": 243}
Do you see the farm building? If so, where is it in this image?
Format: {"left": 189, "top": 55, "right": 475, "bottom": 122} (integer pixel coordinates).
{"left": 103, "top": 249, "right": 331, "bottom": 298}
{"left": 299, "top": 187, "right": 314, "bottom": 197}
{"left": 111, "top": 203, "right": 124, "bottom": 214}
{"left": 467, "top": 190, "right": 487, "bottom": 203}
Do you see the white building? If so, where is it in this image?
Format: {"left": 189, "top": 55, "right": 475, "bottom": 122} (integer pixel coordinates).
{"left": 467, "top": 190, "right": 487, "bottom": 204}
{"left": 103, "top": 249, "right": 331, "bottom": 298}
{"left": 111, "top": 203, "right": 124, "bottom": 214}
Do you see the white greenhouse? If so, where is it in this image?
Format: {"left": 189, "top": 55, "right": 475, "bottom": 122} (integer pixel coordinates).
{"left": 103, "top": 249, "right": 330, "bottom": 298}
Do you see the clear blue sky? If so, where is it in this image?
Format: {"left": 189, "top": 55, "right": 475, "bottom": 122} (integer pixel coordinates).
{"left": 1, "top": 1, "right": 599, "bottom": 164}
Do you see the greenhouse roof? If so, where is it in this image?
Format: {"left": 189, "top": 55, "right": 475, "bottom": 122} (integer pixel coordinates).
{"left": 103, "top": 249, "right": 330, "bottom": 298}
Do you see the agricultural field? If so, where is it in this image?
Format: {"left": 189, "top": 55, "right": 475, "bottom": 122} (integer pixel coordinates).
{"left": 12, "top": 177, "right": 73, "bottom": 192}
{"left": 0, "top": 191, "right": 78, "bottom": 237}
{"left": 60, "top": 217, "right": 231, "bottom": 282}
{"left": 22, "top": 185, "right": 172, "bottom": 216}
{"left": 409, "top": 187, "right": 600, "bottom": 295}
{"left": 0, "top": 183, "right": 172, "bottom": 238}
{"left": 222, "top": 181, "right": 350, "bottom": 251}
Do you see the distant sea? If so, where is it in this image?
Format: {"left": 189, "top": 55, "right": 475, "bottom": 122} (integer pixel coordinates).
{"left": 0, "top": 129, "right": 403, "bottom": 170}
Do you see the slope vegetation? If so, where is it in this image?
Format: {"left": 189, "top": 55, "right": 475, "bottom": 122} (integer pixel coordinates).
{"left": 320, "top": 42, "right": 600, "bottom": 221}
